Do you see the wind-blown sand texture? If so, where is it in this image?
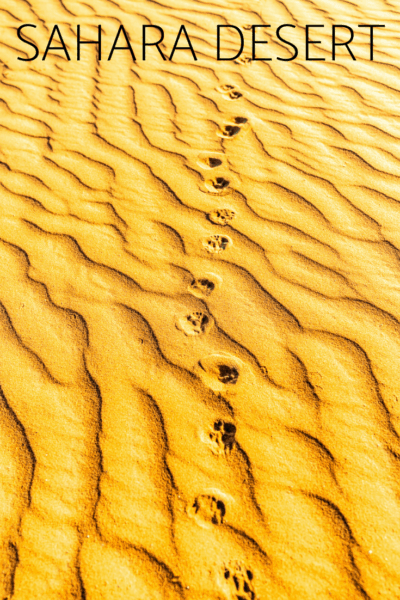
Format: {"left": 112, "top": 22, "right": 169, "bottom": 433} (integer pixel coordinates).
{"left": 0, "top": 0, "right": 400, "bottom": 598}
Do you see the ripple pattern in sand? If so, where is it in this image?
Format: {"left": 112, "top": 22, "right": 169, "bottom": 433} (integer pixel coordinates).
{"left": 0, "top": 1, "right": 400, "bottom": 599}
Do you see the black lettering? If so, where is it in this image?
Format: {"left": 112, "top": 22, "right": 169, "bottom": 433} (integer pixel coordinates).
{"left": 252, "top": 25, "right": 272, "bottom": 61}
{"left": 142, "top": 25, "right": 166, "bottom": 60}
{"left": 77, "top": 24, "right": 102, "bottom": 60}
{"left": 108, "top": 25, "right": 136, "bottom": 61}
{"left": 332, "top": 25, "right": 355, "bottom": 60}
{"left": 169, "top": 25, "right": 197, "bottom": 61}
{"left": 217, "top": 25, "right": 244, "bottom": 61}
{"left": 276, "top": 24, "right": 298, "bottom": 61}
{"left": 306, "top": 25, "right": 325, "bottom": 61}
{"left": 43, "top": 25, "right": 70, "bottom": 61}
{"left": 358, "top": 24, "right": 385, "bottom": 60}
{"left": 17, "top": 24, "right": 39, "bottom": 61}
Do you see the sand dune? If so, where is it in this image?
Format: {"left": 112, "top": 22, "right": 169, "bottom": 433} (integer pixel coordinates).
{"left": 0, "top": 0, "right": 400, "bottom": 598}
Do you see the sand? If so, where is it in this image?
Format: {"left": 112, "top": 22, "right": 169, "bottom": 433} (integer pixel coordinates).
{"left": 0, "top": 0, "right": 400, "bottom": 598}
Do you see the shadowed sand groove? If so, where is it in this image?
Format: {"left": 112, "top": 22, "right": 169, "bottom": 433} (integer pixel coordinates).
{"left": 0, "top": 0, "right": 400, "bottom": 598}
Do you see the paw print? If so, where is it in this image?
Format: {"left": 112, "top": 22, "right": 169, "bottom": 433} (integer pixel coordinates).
{"left": 224, "top": 563, "right": 255, "bottom": 600}
{"left": 208, "top": 420, "right": 236, "bottom": 456}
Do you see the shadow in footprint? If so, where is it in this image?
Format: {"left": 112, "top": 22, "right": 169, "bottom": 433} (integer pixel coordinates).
{"left": 218, "top": 365, "right": 239, "bottom": 384}
{"left": 198, "top": 156, "right": 223, "bottom": 169}
{"left": 230, "top": 117, "right": 248, "bottom": 125}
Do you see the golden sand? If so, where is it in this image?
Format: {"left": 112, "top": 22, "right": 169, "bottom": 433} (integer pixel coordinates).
{"left": 0, "top": 0, "right": 399, "bottom": 598}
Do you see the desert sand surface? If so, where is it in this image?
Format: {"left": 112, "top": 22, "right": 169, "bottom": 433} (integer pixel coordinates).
{"left": 0, "top": 0, "right": 400, "bottom": 598}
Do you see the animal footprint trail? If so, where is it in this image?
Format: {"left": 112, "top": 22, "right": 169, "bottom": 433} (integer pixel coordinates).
{"left": 1, "top": 0, "right": 400, "bottom": 598}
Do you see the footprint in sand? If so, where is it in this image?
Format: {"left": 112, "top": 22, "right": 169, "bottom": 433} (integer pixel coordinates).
{"left": 217, "top": 85, "right": 244, "bottom": 101}
{"left": 217, "top": 124, "right": 242, "bottom": 139}
{"left": 223, "top": 563, "right": 255, "bottom": 600}
{"left": 189, "top": 494, "right": 226, "bottom": 526}
{"left": 195, "top": 353, "right": 254, "bottom": 393}
{"left": 188, "top": 274, "right": 222, "bottom": 298}
{"left": 188, "top": 277, "right": 215, "bottom": 298}
{"left": 202, "top": 235, "right": 232, "bottom": 253}
{"left": 236, "top": 55, "right": 252, "bottom": 64}
{"left": 225, "top": 90, "right": 244, "bottom": 101}
{"left": 217, "top": 117, "right": 249, "bottom": 140}
{"left": 207, "top": 420, "right": 237, "bottom": 456}
{"left": 208, "top": 208, "right": 236, "bottom": 226}
{"left": 176, "top": 311, "right": 213, "bottom": 336}
{"left": 218, "top": 84, "right": 236, "bottom": 93}
{"left": 198, "top": 156, "right": 223, "bottom": 169}
{"left": 205, "top": 177, "right": 231, "bottom": 193}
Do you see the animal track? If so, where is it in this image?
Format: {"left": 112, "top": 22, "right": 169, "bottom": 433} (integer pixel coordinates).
{"left": 218, "top": 84, "right": 236, "bottom": 93}
{"left": 217, "top": 124, "right": 241, "bottom": 138}
{"left": 208, "top": 208, "right": 236, "bottom": 226}
{"left": 202, "top": 235, "right": 232, "bottom": 253}
{"left": 190, "top": 494, "right": 226, "bottom": 525}
{"left": 217, "top": 85, "right": 244, "bottom": 101}
{"left": 176, "top": 311, "right": 213, "bottom": 336}
{"left": 205, "top": 177, "right": 231, "bottom": 193}
{"left": 236, "top": 55, "right": 252, "bottom": 64}
{"left": 224, "top": 563, "right": 255, "bottom": 600}
{"left": 208, "top": 420, "right": 237, "bottom": 455}
{"left": 189, "top": 278, "right": 215, "bottom": 297}
{"left": 188, "top": 279, "right": 215, "bottom": 298}
{"left": 198, "top": 156, "right": 223, "bottom": 169}
{"left": 188, "top": 273, "right": 222, "bottom": 299}
{"left": 226, "top": 90, "right": 243, "bottom": 101}
{"left": 196, "top": 354, "right": 245, "bottom": 392}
